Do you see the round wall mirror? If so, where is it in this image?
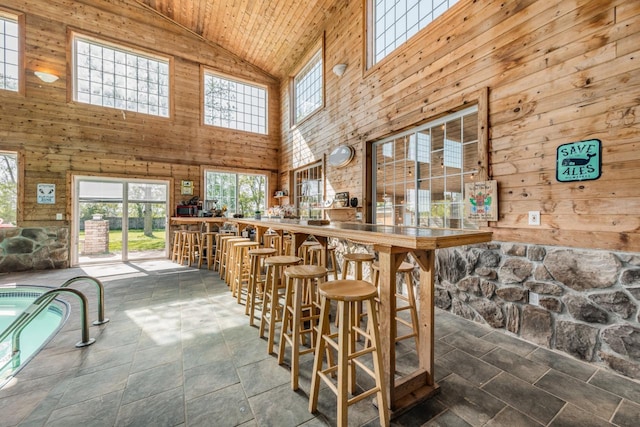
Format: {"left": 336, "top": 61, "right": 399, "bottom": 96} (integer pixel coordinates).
{"left": 327, "top": 145, "right": 355, "bottom": 168}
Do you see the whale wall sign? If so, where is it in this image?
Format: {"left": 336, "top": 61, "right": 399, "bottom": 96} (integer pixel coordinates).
{"left": 556, "top": 139, "right": 602, "bottom": 182}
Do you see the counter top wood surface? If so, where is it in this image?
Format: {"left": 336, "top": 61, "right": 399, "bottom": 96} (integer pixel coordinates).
{"left": 232, "top": 218, "right": 493, "bottom": 416}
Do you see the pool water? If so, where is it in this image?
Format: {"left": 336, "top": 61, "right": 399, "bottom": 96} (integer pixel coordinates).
{"left": 0, "top": 287, "right": 68, "bottom": 385}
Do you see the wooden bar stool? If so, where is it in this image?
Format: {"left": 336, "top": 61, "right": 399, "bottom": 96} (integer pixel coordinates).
{"left": 309, "top": 244, "right": 339, "bottom": 280}
{"left": 277, "top": 264, "right": 327, "bottom": 390}
{"left": 232, "top": 241, "right": 260, "bottom": 304}
{"left": 341, "top": 252, "right": 375, "bottom": 280}
{"left": 298, "top": 240, "right": 319, "bottom": 264}
{"left": 180, "top": 230, "right": 201, "bottom": 267}
{"left": 215, "top": 234, "right": 239, "bottom": 272}
{"left": 246, "top": 248, "right": 277, "bottom": 326}
{"left": 309, "top": 280, "right": 389, "bottom": 427}
{"left": 171, "top": 229, "right": 183, "bottom": 263}
{"left": 199, "top": 231, "right": 218, "bottom": 269}
{"left": 259, "top": 255, "right": 302, "bottom": 354}
{"left": 220, "top": 237, "right": 249, "bottom": 283}
{"left": 225, "top": 238, "right": 251, "bottom": 285}
{"left": 371, "top": 261, "right": 420, "bottom": 348}
{"left": 264, "top": 232, "right": 282, "bottom": 255}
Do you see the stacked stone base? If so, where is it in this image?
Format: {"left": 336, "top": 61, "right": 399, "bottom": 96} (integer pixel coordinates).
{"left": 0, "top": 226, "right": 69, "bottom": 272}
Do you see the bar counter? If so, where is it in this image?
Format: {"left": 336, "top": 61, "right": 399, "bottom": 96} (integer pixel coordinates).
{"left": 232, "top": 218, "right": 493, "bottom": 416}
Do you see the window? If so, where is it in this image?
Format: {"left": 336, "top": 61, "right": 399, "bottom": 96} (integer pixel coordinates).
{"left": 372, "top": 106, "right": 478, "bottom": 229}
{"left": 203, "top": 72, "right": 267, "bottom": 134}
{"left": 0, "top": 151, "right": 17, "bottom": 227}
{"left": 294, "top": 162, "right": 323, "bottom": 219}
{"left": 368, "top": 0, "right": 459, "bottom": 67}
{"left": 73, "top": 34, "right": 170, "bottom": 117}
{"left": 204, "top": 171, "right": 266, "bottom": 216}
{"left": 293, "top": 48, "right": 323, "bottom": 124}
{"left": 0, "top": 13, "right": 19, "bottom": 92}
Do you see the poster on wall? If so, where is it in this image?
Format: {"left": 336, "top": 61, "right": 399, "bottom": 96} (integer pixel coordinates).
{"left": 37, "top": 183, "right": 56, "bottom": 204}
{"left": 465, "top": 180, "right": 498, "bottom": 221}
{"left": 556, "top": 139, "right": 602, "bottom": 182}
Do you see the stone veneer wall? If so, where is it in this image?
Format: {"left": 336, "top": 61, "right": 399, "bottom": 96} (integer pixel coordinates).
{"left": 330, "top": 238, "right": 640, "bottom": 381}
{"left": 0, "top": 227, "right": 69, "bottom": 272}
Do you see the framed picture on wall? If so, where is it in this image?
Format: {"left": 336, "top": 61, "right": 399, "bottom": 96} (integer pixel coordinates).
{"left": 181, "top": 180, "right": 193, "bottom": 195}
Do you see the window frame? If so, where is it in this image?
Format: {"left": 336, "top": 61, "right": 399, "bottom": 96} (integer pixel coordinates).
{"left": 0, "top": 8, "right": 24, "bottom": 95}
{"left": 369, "top": 86, "right": 489, "bottom": 228}
{"left": 203, "top": 169, "right": 268, "bottom": 217}
{"left": 365, "top": 0, "right": 460, "bottom": 70}
{"left": 201, "top": 67, "right": 268, "bottom": 135}
{"left": 290, "top": 37, "right": 325, "bottom": 127}
{"left": 293, "top": 161, "right": 324, "bottom": 219}
{"left": 0, "top": 150, "right": 20, "bottom": 227}
{"left": 68, "top": 29, "right": 173, "bottom": 118}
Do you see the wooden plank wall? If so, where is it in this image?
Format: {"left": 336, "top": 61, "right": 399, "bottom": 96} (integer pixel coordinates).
{"left": 279, "top": 0, "right": 640, "bottom": 253}
{"left": 0, "top": 0, "right": 280, "bottom": 225}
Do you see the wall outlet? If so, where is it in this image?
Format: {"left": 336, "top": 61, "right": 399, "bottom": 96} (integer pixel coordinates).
{"left": 528, "top": 211, "right": 540, "bottom": 226}
{"left": 56, "top": 213, "right": 63, "bottom": 220}
{"left": 355, "top": 212, "right": 362, "bottom": 220}
{"left": 529, "top": 291, "right": 540, "bottom": 306}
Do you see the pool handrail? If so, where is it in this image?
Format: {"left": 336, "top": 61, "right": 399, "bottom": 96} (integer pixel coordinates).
{"left": 1, "top": 288, "right": 96, "bottom": 372}
{"left": 59, "top": 276, "right": 109, "bottom": 325}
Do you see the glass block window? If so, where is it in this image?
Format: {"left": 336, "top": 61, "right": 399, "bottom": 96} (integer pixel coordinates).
{"left": 370, "top": 0, "right": 459, "bottom": 66}
{"left": 204, "top": 72, "right": 267, "bottom": 135}
{"left": 0, "top": 14, "right": 19, "bottom": 91}
{"left": 293, "top": 49, "right": 323, "bottom": 124}
{"left": 204, "top": 171, "right": 267, "bottom": 217}
{"left": 372, "top": 106, "right": 478, "bottom": 229}
{"left": 73, "top": 35, "right": 170, "bottom": 117}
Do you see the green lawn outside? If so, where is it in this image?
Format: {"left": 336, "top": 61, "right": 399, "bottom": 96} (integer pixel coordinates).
{"left": 80, "top": 229, "right": 166, "bottom": 252}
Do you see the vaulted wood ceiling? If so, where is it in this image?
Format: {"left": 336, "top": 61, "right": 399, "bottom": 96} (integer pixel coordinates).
{"left": 137, "top": 0, "right": 341, "bottom": 79}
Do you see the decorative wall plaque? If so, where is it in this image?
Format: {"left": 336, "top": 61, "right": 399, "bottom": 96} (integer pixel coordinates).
{"left": 556, "top": 139, "right": 602, "bottom": 182}
{"left": 37, "top": 183, "right": 55, "bottom": 204}
{"left": 465, "top": 180, "right": 498, "bottom": 221}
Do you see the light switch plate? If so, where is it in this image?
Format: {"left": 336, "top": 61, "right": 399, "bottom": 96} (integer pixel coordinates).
{"left": 528, "top": 211, "right": 540, "bottom": 226}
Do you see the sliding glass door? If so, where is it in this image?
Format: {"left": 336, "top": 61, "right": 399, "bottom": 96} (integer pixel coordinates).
{"left": 72, "top": 176, "right": 169, "bottom": 265}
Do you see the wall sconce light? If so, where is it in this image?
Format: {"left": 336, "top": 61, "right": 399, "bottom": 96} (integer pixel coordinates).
{"left": 34, "top": 71, "right": 59, "bottom": 83}
{"left": 332, "top": 63, "right": 347, "bottom": 77}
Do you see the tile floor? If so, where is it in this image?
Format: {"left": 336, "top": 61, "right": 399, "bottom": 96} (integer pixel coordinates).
{"left": 1, "top": 260, "right": 639, "bottom": 426}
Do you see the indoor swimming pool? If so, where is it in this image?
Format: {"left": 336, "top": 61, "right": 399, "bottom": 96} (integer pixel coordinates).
{"left": 0, "top": 286, "right": 68, "bottom": 386}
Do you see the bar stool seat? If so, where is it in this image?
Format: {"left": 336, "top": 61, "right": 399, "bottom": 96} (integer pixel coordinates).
{"left": 277, "top": 264, "right": 327, "bottom": 390}
{"left": 247, "top": 248, "right": 277, "bottom": 325}
{"left": 221, "top": 237, "right": 249, "bottom": 284}
{"left": 341, "top": 252, "right": 375, "bottom": 280}
{"left": 309, "top": 280, "right": 389, "bottom": 427}
{"left": 259, "top": 255, "right": 302, "bottom": 354}
{"left": 264, "top": 232, "right": 282, "bottom": 255}
{"left": 371, "top": 261, "right": 419, "bottom": 348}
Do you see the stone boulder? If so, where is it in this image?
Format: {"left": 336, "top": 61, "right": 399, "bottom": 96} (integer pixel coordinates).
{"left": 528, "top": 246, "right": 546, "bottom": 262}
{"left": 456, "top": 277, "right": 481, "bottom": 296}
{"left": 470, "top": 299, "right": 505, "bottom": 328}
{"left": 478, "top": 250, "right": 501, "bottom": 268}
{"left": 524, "top": 280, "right": 564, "bottom": 296}
{"left": 502, "top": 243, "right": 527, "bottom": 257}
{"left": 556, "top": 320, "right": 599, "bottom": 361}
{"left": 436, "top": 248, "right": 468, "bottom": 284}
{"left": 498, "top": 258, "right": 533, "bottom": 284}
{"left": 521, "top": 306, "right": 552, "bottom": 347}
{"left": 435, "top": 287, "right": 452, "bottom": 310}
{"left": 601, "top": 325, "right": 640, "bottom": 359}
{"left": 506, "top": 303, "right": 519, "bottom": 334}
{"left": 589, "top": 291, "right": 637, "bottom": 319}
{"left": 544, "top": 249, "right": 620, "bottom": 290}
{"left": 539, "top": 297, "right": 562, "bottom": 313}
{"left": 451, "top": 299, "right": 479, "bottom": 322}
{"left": 599, "top": 352, "right": 640, "bottom": 380}
{"left": 533, "top": 265, "right": 553, "bottom": 281}
{"left": 620, "top": 268, "right": 640, "bottom": 286}
{"left": 496, "top": 286, "right": 527, "bottom": 302}
{"left": 562, "top": 294, "right": 608, "bottom": 324}
{"left": 480, "top": 280, "right": 496, "bottom": 298}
